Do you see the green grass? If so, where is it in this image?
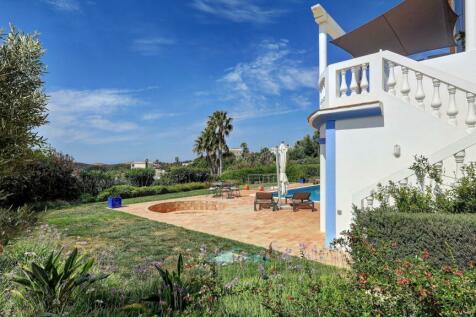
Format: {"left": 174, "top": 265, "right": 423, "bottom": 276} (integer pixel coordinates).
{"left": 0, "top": 190, "right": 339, "bottom": 316}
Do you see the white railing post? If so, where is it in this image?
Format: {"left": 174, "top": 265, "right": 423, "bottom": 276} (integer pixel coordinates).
{"left": 465, "top": 93, "right": 476, "bottom": 133}
{"left": 339, "top": 69, "right": 347, "bottom": 96}
{"left": 386, "top": 61, "right": 396, "bottom": 95}
{"left": 360, "top": 63, "right": 369, "bottom": 94}
{"left": 447, "top": 85, "right": 459, "bottom": 126}
{"left": 454, "top": 150, "right": 466, "bottom": 179}
{"left": 415, "top": 72, "right": 425, "bottom": 110}
{"left": 431, "top": 79, "right": 442, "bottom": 118}
{"left": 350, "top": 66, "right": 359, "bottom": 95}
{"left": 366, "top": 194, "right": 374, "bottom": 208}
{"left": 400, "top": 66, "right": 410, "bottom": 102}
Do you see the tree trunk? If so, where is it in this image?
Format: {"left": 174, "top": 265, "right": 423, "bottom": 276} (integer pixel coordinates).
{"left": 219, "top": 149, "right": 223, "bottom": 176}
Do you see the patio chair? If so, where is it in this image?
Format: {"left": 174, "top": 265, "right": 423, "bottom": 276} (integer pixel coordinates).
{"left": 254, "top": 192, "right": 277, "bottom": 211}
{"left": 290, "top": 192, "right": 316, "bottom": 212}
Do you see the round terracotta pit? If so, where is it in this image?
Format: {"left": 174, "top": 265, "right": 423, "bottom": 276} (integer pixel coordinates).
{"left": 148, "top": 201, "right": 227, "bottom": 213}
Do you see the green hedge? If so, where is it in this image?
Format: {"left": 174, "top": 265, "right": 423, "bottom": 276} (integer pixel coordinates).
{"left": 220, "top": 163, "right": 319, "bottom": 183}
{"left": 350, "top": 209, "right": 476, "bottom": 269}
{"left": 97, "top": 182, "right": 208, "bottom": 201}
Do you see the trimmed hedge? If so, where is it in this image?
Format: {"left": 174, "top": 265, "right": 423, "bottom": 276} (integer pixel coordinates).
{"left": 220, "top": 163, "right": 319, "bottom": 183}
{"left": 350, "top": 209, "right": 476, "bottom": 269}
{"left": 97, "top": 182, "right": 208, "bottom": 201}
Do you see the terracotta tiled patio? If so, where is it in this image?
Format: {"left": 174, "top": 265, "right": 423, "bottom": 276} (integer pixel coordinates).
{"left": 116, "top": 190, "right": 347, "bottom": 267}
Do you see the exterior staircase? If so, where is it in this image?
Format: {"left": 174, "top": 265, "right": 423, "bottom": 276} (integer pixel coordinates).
{"left": 317, "top": 50, "right": 476, "bottom": 208}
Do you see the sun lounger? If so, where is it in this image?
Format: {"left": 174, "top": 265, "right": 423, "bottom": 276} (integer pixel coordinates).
{"left": 290, "top": 192, "right": 316, "bottom": 212}
{"left": 254, "top": 192, "right": 277, "bottom": 211}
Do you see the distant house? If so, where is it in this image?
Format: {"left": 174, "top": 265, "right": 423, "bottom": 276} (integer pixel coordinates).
{"left": 130, "top": 160, "right": 165, "bottom": 179}
{"left": 130, "top": 161, "right": 149, "bottom": 169}
{"left": 229, "top": 148, "right": 243, "bottom": 157}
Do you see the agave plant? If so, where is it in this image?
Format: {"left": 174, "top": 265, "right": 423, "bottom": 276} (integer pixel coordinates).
{"left": 12, "top": 248, "right": 108, "bottom": 315}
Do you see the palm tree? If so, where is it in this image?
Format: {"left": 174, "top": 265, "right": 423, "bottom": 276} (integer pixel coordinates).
{"left": 193, "top": 126, "right": 218, "bottom": 175}
{"left": 194, "top": 111, "right": 233, "bottom": 177}
{"left": 208, "top": 111, "right": 233, "bottom": 176}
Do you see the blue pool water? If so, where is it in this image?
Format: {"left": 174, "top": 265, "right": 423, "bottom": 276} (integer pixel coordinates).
{"left": 273, "top": 185, "right": 320, "bottom": 201}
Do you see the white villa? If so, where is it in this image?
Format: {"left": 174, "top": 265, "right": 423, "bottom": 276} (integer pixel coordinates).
{"left": 309, "top": 0, "right": 476, "bottom": 245}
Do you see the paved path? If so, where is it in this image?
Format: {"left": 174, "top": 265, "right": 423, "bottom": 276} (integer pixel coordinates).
{"left": 117, "top": 191, "right": 347, "bottom": 267}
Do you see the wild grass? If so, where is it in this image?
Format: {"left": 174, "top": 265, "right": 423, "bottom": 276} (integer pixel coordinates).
{"left": 0, "top": 190, "right": 338, "bottom": 316}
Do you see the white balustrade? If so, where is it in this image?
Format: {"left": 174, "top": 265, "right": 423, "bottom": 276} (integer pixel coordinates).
{"left": 386, "top": 61, "right": 396, "bottom": 95}
{"left": 339, "top": 69, "right": 347, "bottom": 97}
{"left": 414, "top": 72, "right": 425, "bottom": 110}
{"left": 430, "top": 79, "right": 442, "bottom": 118}
{"left": 350, "top": 66, "right": 360, "bottom": 96}
{"left": 319, "top": 77, "right": 326, "bottom": 104}
{"left": 365, "top": 194, "right": 374, "bottom": 208}
{"left": 400, "top": 66, "right": 410, "bottom": 102}
{"left": 360, "top": 63, "right": 369, "bottom": 94}
{"left": 454, "top": 150, "right": 466, "bottom": 179}
{"left": 447, "top": 85, "right": 459, "bottom": 126}
{"left": 465, "top": 93, "right": 476, "bottom": 133}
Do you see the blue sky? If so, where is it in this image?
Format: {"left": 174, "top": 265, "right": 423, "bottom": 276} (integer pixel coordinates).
{"left": 1, "top": 0, "right": 401, "bottom": 163}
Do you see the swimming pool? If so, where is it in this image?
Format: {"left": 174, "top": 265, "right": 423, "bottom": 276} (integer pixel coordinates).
{"left": 273, "top": 185, "right": 320, "bottom": 201}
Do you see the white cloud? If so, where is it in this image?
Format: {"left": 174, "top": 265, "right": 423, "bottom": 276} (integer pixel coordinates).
{"left": 48, "top": 89, "right": 141, "bottom": 114}
{"left": 219, "top": 39, "right": 316, "bottom": 120}
{"left": 142, "top": 112, "right": 182, "bottom": 121}
{"left": 44, "top": 88, "right": 142, "bottom": 145}
{"left": 191, "top": 0, "right": 285, "bottom": 24}
{"left": 89, "top": 116, "right": 138, "bottom": 132}
{"left": 43, "top": 0, "right": 80, "bottom": 12}
{"left": 132, "top": 37, "right": 175, "bottom": 56}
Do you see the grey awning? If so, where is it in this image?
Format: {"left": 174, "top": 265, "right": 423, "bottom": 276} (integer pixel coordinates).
{"left": 331, "top": 0, "right": 458, "bottom": 57}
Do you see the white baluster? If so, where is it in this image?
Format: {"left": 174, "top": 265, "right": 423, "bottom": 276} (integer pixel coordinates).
{"left": 431, "top": 79, "right": 442, "bottom": 118}
{"left": 454, "top": 150, "right": 465, "bottom": 179}
{"left": 386, "top": 61, "right": 396, "bottom": 95}
{"left": 360, "top": 63, "right": 369, "bottom": 94}
{"left": 400, "top": 66, "right": 410, "bottom": 102}
{"left": 350, "top": 66, "right": 359, "bottom": 96}
{"left": 415, "top": 72, "right": 425, "bottom": 110}
{"left": 339, "top": 69, "right": 347, "bottom": 97}
{"left": 465, "top": 93, "right": 476, "bottom": 133}
{"left": 366, "top": 195, "right": 374, "bottom": 208}
{"left": 447, "top": 85, "right": 459, "bottom": 126}
{"left": 433, "top": 161, "right": 443, "bottom": 192}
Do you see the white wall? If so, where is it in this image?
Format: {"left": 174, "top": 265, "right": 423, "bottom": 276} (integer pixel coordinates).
{"left": 319, "top": 124, "right": 326, "bottom": 232}
{"left": 421, "top": 51, "right": 476, "bottom": 85}
{"left": 333, "top": 95, "right": 468, "bottom": 237}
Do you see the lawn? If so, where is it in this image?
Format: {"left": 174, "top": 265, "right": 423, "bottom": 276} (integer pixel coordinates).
{"left": 0, "top": 190, "right": 340, "bottom": 316}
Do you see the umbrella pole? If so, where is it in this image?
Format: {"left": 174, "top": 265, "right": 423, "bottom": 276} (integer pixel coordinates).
{"left": 275, "top": 147, "right": 281, "bottom": 210}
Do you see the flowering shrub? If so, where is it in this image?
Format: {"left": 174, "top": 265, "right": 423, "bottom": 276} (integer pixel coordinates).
{"left": 342, "top": 207, "right": 476, "bottom": 269}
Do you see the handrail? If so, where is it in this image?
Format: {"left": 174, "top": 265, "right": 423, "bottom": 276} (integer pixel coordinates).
{"left": 381, "top": 51, "right": 476, "bottom": 95}
{"left": 352, "top": 132, "right": 476, "bottom": 205}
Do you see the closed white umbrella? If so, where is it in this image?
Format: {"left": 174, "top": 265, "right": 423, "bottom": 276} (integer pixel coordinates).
{"left": 278, "top": 143, "right": 289, "bottom": 197}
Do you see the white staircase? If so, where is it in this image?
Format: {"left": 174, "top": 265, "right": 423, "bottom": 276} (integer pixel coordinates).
{"left": 319, "top": 50, "right": 476, "bottom": 210}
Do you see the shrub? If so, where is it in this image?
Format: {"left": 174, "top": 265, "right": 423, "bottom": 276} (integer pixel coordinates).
{"left": 0, "top": 205, "right": 36, "bottom": 248}
{"left": 371, "top": 159, "right": 476, "bottom": 214}
{"left": 160, "top": 166, "right": 211, "bottom": 184}
{"left": 97, "top": 182, "right": 208, "bottom": 201}
{"left": 452, "top": 163, "right": 476, "bottom": 213}
{"left": 220, "top": 163, "right": 319, "bottom": 183}
{"left": 220, "top": 165, "right": 275, "bottom": 183}
{"left": 78, "top": 168, "right": 119, "bottom": 196}
{"left": 12, "top": 248, "right": 108, "bottom": 315}
{"left": 286, "top": 163, "right": 319, "bottom": 181}
{"left": 0, "top": 150, "right": 80, "bottom": 207}
{"left": 125, "top": 168, "right": 155, "bottom": 187}
{"left": 344, "top": 208, "right": 476, "bottom": 269}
